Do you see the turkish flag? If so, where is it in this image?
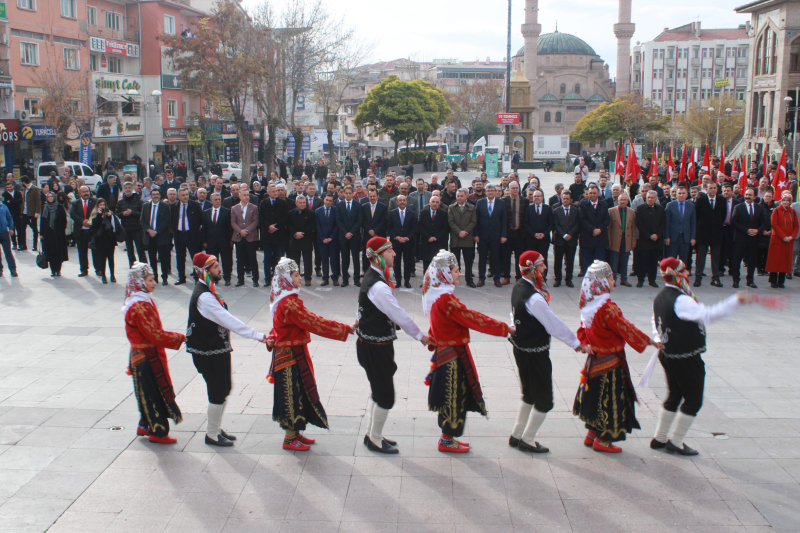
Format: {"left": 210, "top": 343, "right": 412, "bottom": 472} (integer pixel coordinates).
{"left": 679, "top": 145, "right": 688, "bottom": 181}
{"left": 614, "top": 142, "right": 625, "bottom": 177}
{"left": 649, "top": 145, "right": 658, "bottom": 178}
{"left": 687, "top": 147, "right": 696, "bottom": 181}
{"left": 772, "top": 146, "right": 789, "bottom": 197}
{"left": 624, "top": 141, "right": 641, "bottom": 184}
{"left": 667, "top": 145, "right": 675, "bottom": 181}
{"left": 701, "top": 145, "right": 711, "bottom": 173}
{"left": 717, "top": 146, "right": 726, "bottom": 183}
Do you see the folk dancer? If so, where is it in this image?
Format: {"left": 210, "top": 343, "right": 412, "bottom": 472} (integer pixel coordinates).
{"left": 123, "top": 262, "right": 185, "bottom": 444}
{"left": 356, "top": 237, "right": 429, "bottom": 454}
{"left": 186, "top": 252, "right": 268, "bottom": 447}
{"left": 573, "top": 260, "right": 662, "bottom": 453}
{"left": 508, "top": 251, "right": 590, "bottom": 453}
{"left": 423, "top": 250, "right": 512, "bottom": 453}
{"left": 265, "top": 257, "right": 355, "bottom": 451}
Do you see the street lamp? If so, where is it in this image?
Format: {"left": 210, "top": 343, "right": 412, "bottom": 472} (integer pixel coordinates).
{"left": 784, "top": 94, "right": 798, "bottom": 165}
{"left": 708, "top": 106, "right": 733, "bottom": 156}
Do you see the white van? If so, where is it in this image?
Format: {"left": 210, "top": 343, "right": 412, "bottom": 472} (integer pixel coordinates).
{"left": 37, "top": 162, "right": 103, "bottom": 192}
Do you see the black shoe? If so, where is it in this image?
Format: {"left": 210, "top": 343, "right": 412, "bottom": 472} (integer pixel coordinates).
{"left": 50, "top": 272, "right": 55, "bottom": 277}
{"left": 225, "top": 280, "right": 231, "bottom": 286}
{"left": 110, "top": 276, "right": 116, "bottom": 283}
{"left": 363, "top": 434, "right": 397, "bottom": 447}
{"left": 220, "top": 429, "right": 237, "bottom": 441}
{"left": 649, "top": 281, "right": 659, "bottom": 288}
{"left": 101, "top": 276, "right": 108, "bottom": 284}
{"left": 578, "top": 271, "right": 585, "bottom": 277}
{"left": 650, "top": 438, "right": 667, "bottom": 450}
{"left": 341, "top": 281, "right": 349, "bottom": 288}
{"left": 508, "top": 436, "right": 520, "bottom": 447}
{"left": 636, "top": 281, "right": 644, "bottom": 288}
{"left": 315, "top": 269, "right": 322, "bottom": 278}
{"left": 466, "top": 280, "right": 476, "bottom": 288}
{"left": 518, "top": 440, "right": 549, "bottom": 453}
{"left": 161, "top": 280, "right": 168, "bottom": 286}
{"left": 693, "top": 279, "right": 701, "bottom": 287}
{"left": 32, "top": 246, "right": 37, "bottom": 252}
{"left": 771, "top": 282, "right": 778, "bottom": 288}
{"left": 410, "top": 272, "right": 416, "bottom": 277}
{"left": 747, "top": 282, "right": 757, "bottom": 289}
{"left": 253, "top": 280, "right": 259, "bottom": 287}
{"left": 365, "top": 437, "right": 399, "bottom": 454}
{"left": 174, "top": 279, "right": 186, "bottom": 285}
{"left": 665, "top": 441, "right": 699, "bottom": 456}
{"left": 354, "top": 281, "right": 361, "bottom": 287}
{"left": 732, "top": 281, "right": 739, "bottom": 288}
{"left": 404, "top": 282, "right": 412, "bottom": 289}
{"left": 10, "top": 272, "right": 17, "bottom": 277}
{"left": 235, "top": 281, "right": 245, "bottom": 287}
{"left": 787, "top": 274, "right": 792, "bottom": 280}
{"left": 78, "top": 272, "right": 88, "bottom": 277}
{"left": 565, "top": 281, "right": 574, "bottom": 288}
{"left": 205, "top": 434, "right": 234, "bottom": 447}
{"left": 553, "top": 280, "right": 561, "bottom": 287}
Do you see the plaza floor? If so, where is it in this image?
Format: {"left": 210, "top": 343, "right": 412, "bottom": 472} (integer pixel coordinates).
{"left": 0, "top": 170, "right": 798, "bottom": 532}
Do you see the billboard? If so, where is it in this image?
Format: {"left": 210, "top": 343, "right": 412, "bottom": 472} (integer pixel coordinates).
{"left": 496, "top": 113, "right": 520, "bottom": 125}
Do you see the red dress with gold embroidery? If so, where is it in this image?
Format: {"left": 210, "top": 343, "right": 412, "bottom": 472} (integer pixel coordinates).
{"left": 426, "top": 293, "right": 508, "bottom": 437}
{"left": 266, "top": 295, "right": 351, "bottom": 431}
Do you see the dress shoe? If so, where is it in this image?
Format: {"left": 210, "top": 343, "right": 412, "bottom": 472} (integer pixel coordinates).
{"left": 366, "top": 437, "right": 399, "bottom": 454}
{"left": 779, "top": 283, "right": 786, "bottom": 288}
{"left": 174, "top": 279, "right": 186, "bottom": 285}
{"left": 101, "top": 276, "right": 108, "bottom": 284}
{"left": 732, "top": 281, "right": 739, "bottom": 288}
{"left": 162, "top": 280, "right": 168, "bottom": 286}
{"left": 78, "top": 272, "right": 88, "bottom": 277}
{"left": 508, "top": 435, "right": 520, "bottom": 447}
{"left": 710, "top": 278, "right": 722, "bottom": 287}
{"left": 110, "top": 276, "right": 116, "bottom": 283}
{"left": 565, "top": 280, "right": 574, "bottom": 288}
{"left": 620, "top": 281, "right": 631, "bottom": 287}
{"left": 315, "top": 269, "right": 322, "bottom": 278}
{"left": 466, "top": 280, "right": 476, "bottom": 288}
{"left": 149, "top": 435, "right": 178, "bottom": 444}
{"left": 50, "top": 272, "right": 55, "bottom": 277}
{"left": 494, "top": 280, "right": 502, "bottom": 288}
{"left": 205, "top": 434, "right": 234, "bottom": 447}
{"left": 253, "top": 280, "right": 259, "bottom": 287}
{"left": 341, "top": 281, "right": 349, "bottom": 288}
{"left": 693, "top": 279, "right": 701, "bottom": 287}
{"left": 553, "top": 280, "right": 561, "bottom": 287}
{"left": 477, "top": 280, "right": 485, "bottom": 287}
{"left": 219, "top": 429, "right": 237, "bottom": 441}
{"left": 665, "top": 441, "right": 699, "bottom": 456}
{"left": 649, "top": 281, "right": 659, "bottom": 288}
{"left": 636, "top": 281, "right": 644, "bottom": 288}
{"left": 650, "top": 438, "right": 667, "bottom": 450}
{"left": 235, "top": 281, "right": 245, "bottom": 287}
{"left": 363, "top": 434, "right": 397, "bottom": 447}
{"left": 771, "top": 282, "right": 778, "bottom": 288}
{"left": 578, "top": 271, "right": 586, "bottom": 277}
{"left": 283, "top": 437, "right": 310, "bottom": 451}
{"left": 333, "top": 280, "right": 339, "bottom": 287}
{"left": 225, "top": 280, "right": 231, "bottom": 286}
{"left": 321, "top": 280, "right": 329, "bottom": 287}
{"left": 757, "top": 270, "right": 767, "bottom": 276}
{"left": 354, "top": 281, "right": 361, "bottom": 287}
{"left": 592, "top": 439, "right": 622, "bottom": 453}
{"left": 10, "top": 272, "right": 18, "bottom": 277}
{"left": 404, "top": 282, "right": 412, "bottom": 289}
{"left": 518, "top": 440, "right": 549, "bottom": 453}
{"left": 501, "top": 277, "right": 510, "bottom": 285}
{"left": 747, "top": 282, "right": 757, "bottom": 289}
{"left": 32, "top": 246, "right": 37, "bottom": 252}
{"left": 305, "top": 280, "right": 312, "bottom": 286}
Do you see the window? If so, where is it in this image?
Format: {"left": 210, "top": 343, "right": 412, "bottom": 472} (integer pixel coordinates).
{"left": 17, "top": 0, "right": 35, "bottom": 9}
{"left": 658, "top": 49, "right": 664, "bottom": 59}
{"left": 121, "top": 101, "right": 140, "bottom": 117}
{"left": 20, "top": 42, "right": 39, "bottom": 65}
{"left": 555, "top": 112, "right": 562, "bottom": 123}
{"left": 667, "top": 69, "right": 673, "bottom": 79}
{"left": 716, "top": 47, "right": 723, "bottom": 58}
{"left": 666, "top": 89, "right": 673, "bottom": 100}
{"left": 678, "top": 69, "right": 686, "bottom": 79}
{"left": 544, "top": 111, "right": 551, "bottom": 123}
{"left": 545, "top": 57, "right": 550, "bottom": 66}
{"left": 164, "top": 15, "right": 176, "bottom": 35}
{"left": 89, "top": 54, "right": 98, "bottom": 71}
{"left": 106, "top": 11, "right": 121, "bottom": 30}
{"left": 60, "top": 0, "right": 76, "bottom": 18}
{"left": 23, "top": 98, "right": 41, "bottom": 116}
{"left": 702, "top": 68, "right": 711, "bottom": 78}
{"left": 791, "top": 51, "right": 800, "bottom": 73}
{"left": 738, "top": 47, "right": 748, "bottom": 57}
{"left": 726, "top": 68, "right": 734, "bottom": 78}
{"left": 677, "top": 89, "right": 686, "bottom": 100}
{"left": 653, "top": 89, "right": 662, "bottom": 100}
{"left": 715, "top": 68, "right": 722, "bottom": 78}
{"left": 693, "top": 48, "right": 699, "bottom": 59}
{"left": 703, "top": 48, "right": 710, "bottom": 58}
{"left": 87, "top": 5, "right": 97, "bottom": 25}
{"left": 691, "top": 68, "right": 698, "bottom": 79}
{"left": 574, "top": 84, "right": 580, "bottom": 95}
{"left": 654, "top": 69, "right": 662, "bottom": 79}
{"left": 668, "top": 48, "right": 674, "bottom": 59}
{"left": 691, "top": 88, "right": 698, "bottom": 100}
{"left": 635, "top": 73, "right": 640, "bottom": 82}
{"left": 167, "top": 99, "right": 177, "bottom": 117}
{"left": 559, "top": 83, "right": 566, "bottom": 94}
{"left": 108, "top": 56, "right": 121, "bottom": 73}
{"left": 63, "top": 48, "right": 79, "bottom": 70}
{"left": 182, "top": 101, "right": 187, "bottom": 117}
{"left": 737, "top": 91, "right": 745, "bottom": 101}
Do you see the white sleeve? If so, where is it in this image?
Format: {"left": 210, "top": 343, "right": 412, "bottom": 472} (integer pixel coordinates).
{"left": 197, "top": 292, "right": 265, "bottom": 341}
{"left": 525, "top": 294, "right": 581, "bottom": 349}
{"left": 674, "top": 294, "right": 740, "bottom": 326}
{"left": 651, "top": 313, "right": 660, "bottom": 343}
{"left": 367, "top": 283, "right": 424, "bottom": 341}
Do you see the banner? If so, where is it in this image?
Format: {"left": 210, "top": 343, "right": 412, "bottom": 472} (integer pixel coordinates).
{"left": 79, "top": 132, "right": 92, "bottom": 166}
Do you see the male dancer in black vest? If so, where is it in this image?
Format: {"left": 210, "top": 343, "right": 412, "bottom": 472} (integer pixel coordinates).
{"left": 187, "top": 253, "right": 268, "bottom": 447}
{"left": 508, "top": 251, "right": 591, "bottom": 453}
{"left": 650, "top": 257, "right": 751, "bottom": 456}
{"left": 357, "top": 236, "right": 429, "bottom": 454}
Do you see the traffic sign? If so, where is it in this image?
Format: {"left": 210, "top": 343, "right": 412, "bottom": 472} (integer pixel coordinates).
{"left": 714, "top": 78, "right": 730, "bottom": 88}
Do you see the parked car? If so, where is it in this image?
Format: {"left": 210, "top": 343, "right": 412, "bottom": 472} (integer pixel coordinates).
{"left": 219, "top": 162, "right": 243, "bottom": 183}
{"left": 37, "top": 162, "right": 103, "bottom": 191}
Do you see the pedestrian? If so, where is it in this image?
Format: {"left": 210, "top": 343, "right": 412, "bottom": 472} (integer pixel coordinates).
{"left": 123, "top": 262, "right": 185, "bottom": 444}
{"left": 265, "top": 257, "right": 355, "bottom": 451}
{"left": 766, "top": 190, "right": 799, "bottom": 288}
{"left": 551, "top": 191, "right": 579, "bottom": 287}
{"left": 447, "top": 189, "right": 477, "bottom": 287}
{"left": 287, "top": 195, "right": 315, "bottom": 286}
{"left": 423, "top": 250, "right": 511, "bottom": 453}
{"left": 117, "top": 181, "right": 146, "bottom": 268}
{"left": 634, "top": 191, "right": 665, "bottom": 288}
{"left": 19, "top": 176, "right": 41, "bottom": 251}
{"left": 606, "top": 193, "right": 636, "bottom": 286}
{"left": 731, "top": 187, "right": 768, "bottom": 288}
{"left": 0, "top": 200, "right": 17, "bottom": 277}
{"left": 336, "top": 185, "right": 363, "bottom": 287}
{"left": 231, "top": 189, "right": 260, "bottom": 287}
{"left": 475, "top": 184, "right": 506, "bottom": 287}
{"left": 387, "top": 194, "right": 415, "bottom": 288}
{"left": 40, "top": 191, "right": 68, "bottom": 277}
{"left": 89, "top": 198, "right": 120, "bottom": 284}
{"left": 2, "top": 179, "right": 22, "bottom": 250}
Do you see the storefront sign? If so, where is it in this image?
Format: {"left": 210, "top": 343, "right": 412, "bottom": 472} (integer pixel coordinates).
{"left": 0, "top": 3, "right": 6, "bottom": 19}
{"left": 0, "top": 80, "right": 12, "bottom": 89}
{"left": 187, "top": 129, "right": 202, "bottom": 145}
{"left": 94, "top": 75, "right": 142, "bottom": 93}
{"left": 79, "top": 132, "right": 92, "bottom": 165}
{"left": 164, "top": 127, "right": 188, "bottom": 143}
{"left": 89, "top": 37, "right": 139, "bottom": 57}
{"left": 94, "top": 117, "right": 143, "bottom": 138}
{"left": 222, "top": 122, "right": 237, "bottom": 134}
{"left": 161, "top": 74, "right": 182, "bottom": 89}
{"left": 0, "top": 119, "right": 20, "bottom": 143}
{"left": 20, "top": 124, "right": 57, "bottom": 140}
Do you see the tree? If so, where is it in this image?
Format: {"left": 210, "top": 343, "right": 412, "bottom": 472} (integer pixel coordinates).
{"left": 410, "top": 79, "right": 451, "bottom": 149}
{"left": 571, "top": 93, "right": 670, "bottom": 144}
{"left": 446, "top": 81, "right": 502, "bottom": 155}
{"left": 161, "top": 0, "right": 260, "bottom": 170}
{"left": 674, "top": 96, "right": 744, "bottom": 149}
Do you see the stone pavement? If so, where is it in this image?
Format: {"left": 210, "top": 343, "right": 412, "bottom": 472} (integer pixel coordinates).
{"left": 0, "top": 169, "right": 798, "bottom": 532}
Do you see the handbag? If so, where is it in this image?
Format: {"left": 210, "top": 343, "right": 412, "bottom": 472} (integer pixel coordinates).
{"left": 35, "top": 251, "right": 48, "bottom": 269}
{"left": 114, "top": 217, "right": 128, "bottom": 243}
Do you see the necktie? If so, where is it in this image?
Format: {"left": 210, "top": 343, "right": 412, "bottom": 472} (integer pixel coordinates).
{"left": 271, "top": 199, "right": 274, "bottom": 206}
{"left": 488, "top": 201, "right": 493, "bottom": 216}
{"left": 593, "top": 202, "right": 597, "bottom": 210}
{"left": 512, "top": 198, "right": 518, "bottom": 228}
{"left": 711, "top": 198, "right": 715, "bottom": 209}
{"left": 371, "top": 203, "right": 375, "bottom": 216}
{"left": 150, "top": 203, "right": 156, "bottom": 229}
{"left": 325, "top": 208, "right": 329, "bottom": 221}
{"left": 83, "top": 200, "right": 87, "bottom": 219}
{"left": 400, "top": 210, "right": 405, "bottom": 225}
{"left": 679, "top": 202, "right": 684, "bottom": 218}
{"left": 213, "top": 209, "right": 217, "bottom": 225}
{"left": 749, "top": 204, "right": 753, "bottom": 220}
{"left": 565, "top": 207, "right": 569, "bottom": 221}
{"left": 182, "top": 203, "right": 187, "bottom": 231}
{"left": 537, "top": 205, "right": 541, "bottom": 216}
{"left": 347, "top": 202, "right": 351, "bottom": 215}
{"left": 432, "top": 210, "right": 436, "bottom": 221}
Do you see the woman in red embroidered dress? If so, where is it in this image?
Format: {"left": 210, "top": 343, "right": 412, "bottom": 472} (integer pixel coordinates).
{"left": 423, "top": 250, "right": 513, "bottom": 453}
{"left": 123, "top": 262, "right": 186, "bottom": 444}
{"left": 573, "top": 260, "right": 662, "bottom": 453}
{"left": 266, "top": 257, "right": 356, "bottom": 451}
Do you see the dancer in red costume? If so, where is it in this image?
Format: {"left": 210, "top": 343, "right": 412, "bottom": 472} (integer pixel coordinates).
{"left": 123, "top": 262, "right": 185, "bottom": 444}
{"left": 423, "top": 250, "right": 513, "bottom": 453}
{"left": 572, "top": 260, "right": 662, "bottom": 453}
{"left": 266, "top": 257, "right": 356, "bottom": 451}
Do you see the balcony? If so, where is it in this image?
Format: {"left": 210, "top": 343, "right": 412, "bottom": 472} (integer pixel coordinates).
{"left": 632, "top": 81, "right": 640, "bottom": 90}
{"left": 715, "top": 57, "right": 724, "bottom": 66}
{"left": 665, "top": 78, "right": 675, "bottom": 87}
{"left": 79, "top": 21, "right": 139, "bottom": 43}
{"left": 751, "top": 127, "right": 771, "bottom": 138}
{"left": 689, "top": 76, "right": 700, "bottom": 86}
{"left": 666, "top": 58, "right": 675, "bottom": 67}
{"left": 690, "top": 58, "right": 700, "bottom": 67}
{"left": 737, "top": 57, "right": 748, "bottom": 66}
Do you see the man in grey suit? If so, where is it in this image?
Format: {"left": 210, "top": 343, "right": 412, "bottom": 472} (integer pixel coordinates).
{"left": 447, "top": 188, "right": 477, "bottom": 287}
{"left": 551, "top": 191, "right": 580, "bottom": 287}
{"left": 664, "top": 185, "right": 696, "bottom": 267}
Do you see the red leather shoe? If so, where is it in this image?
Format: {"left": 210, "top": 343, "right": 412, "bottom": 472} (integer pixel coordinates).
{"left": 136, "top": 426, "right": 150, "bottom": 437}
{"left": 592, "top": 439, "right": 622, "bottom": 453}
{"left": 297, "top": 433, "right": 315, "bottom": 445}
{"left": 583, "top": 431, "right": 596, "bottom": 447}
{"left": 283, "top": 438, "right": 311, "bottom": 451}
{"left": 438, "top": 440, "right": 470, "bottom": 453}
{"left": 148, "top": 435, "right": 177, "bottom": 444}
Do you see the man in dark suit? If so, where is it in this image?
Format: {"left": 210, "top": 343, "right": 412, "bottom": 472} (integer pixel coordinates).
{"left": 361, "top": 189, "right": 388, "bottom": 272}
{"left": 170, "top": 188, "right": 203, "bottom": 284}
{"left": 634, "top": 190, "right": 665, "bottom": 287}
{"left": 96, "top": 174, "right": 120, "bottom": 211}
{"left": 259, "top": 184, "right": 289, "bottom": 285}
{"left": 140, "top": 189, "right": 172, "bottom": 285}
{"left": 387, "top": 194, "right": 417, "bottom": 288}
{"left": 418, "top": 195, "right": 449, "bottom": 274}
{"left": 159, "top": 167, "right": 180, "bottom": 196}
{"left": 69, "top": 185, "right": 97, "bottom": 276}
{"left": 719, "top": 183, "right": 741, "bottom": 277}
{"left": 287, "top": 195, "right": 315, "bottom": 285}
{"left": 195, "top": 188, "right": 211, "bottom": 212}
{"left": 475, "top": 184, "right": 507, "bottom": 287}
{"left": 664, "top": 185, "right": 696, "bottom": 268}
{"left": 335, "top": 185, "right": 363, "bottom": 287}
{"left": 250, "top": 166, "right": 268, "bottom": 189}
{"left": 548, "top": 183, "right": 563, "bottom": 207}
{"left": 731, "top": 187, "right": 769, "bottom": 288}
{"left": 523, "top": 189, "right": 552, "bottom": 280}
{"left": 693, "top": 182, "right": 726, "bottom": 287}
{"left": 305, "top": 183, "right": 324, "bottom": 277}
{"left": 202, "top": 193, "right": 233, "bottom": 285}
{"left": 551, "top": 191, "right": 580, "bottom": 287}
{"left": 502, "top": 182, "right": 529, "bottom": 283}
{"left": 578, "top": 184, "right": 610, "bottom": 273}
{"left": 315, "top": 193, "right": 340, "bottom": 286}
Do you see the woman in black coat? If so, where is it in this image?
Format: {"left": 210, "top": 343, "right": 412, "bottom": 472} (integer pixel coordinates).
{"left": 89, "top": 198, "right": 121, "bottom": 283}
{"left": 40, "top": 191, "right": 69, "bottom": 277}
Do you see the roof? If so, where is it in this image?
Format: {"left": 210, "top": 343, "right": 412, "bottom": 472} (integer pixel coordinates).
{"left": 514, "top": 31, "right": 598, "bottom": 57}
{"left": 539, "top": 93, "right": 559, "bottom": 102}
{"left": 653, "top": 26, "right": 748, "bottom": 42}
{"left": 561, "top": 92, "right": 585, "bottom": 100}
{"left": 587, "top": 94, "right": 606, "bottom": 102}
{"left": 735, "top": 0, "right": 781, "bottom": 13}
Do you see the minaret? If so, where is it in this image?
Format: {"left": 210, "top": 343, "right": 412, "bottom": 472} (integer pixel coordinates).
{"left": 521, "top": 0, "right": 542, "bottom": 85}
{"left": 614, "top": 0, "right": 635, "bottom": 96}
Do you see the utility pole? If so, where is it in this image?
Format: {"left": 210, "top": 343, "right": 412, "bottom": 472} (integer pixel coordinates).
{"left": 505, "top": 0, "right": 511, "bottom": 154}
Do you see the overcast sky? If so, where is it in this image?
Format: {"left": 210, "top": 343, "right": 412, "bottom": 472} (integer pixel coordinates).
{"left": 242, "top": 0, "right": 749, "bottom": 76}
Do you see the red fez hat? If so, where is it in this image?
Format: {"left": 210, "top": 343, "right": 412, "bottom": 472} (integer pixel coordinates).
{"left": 519, "top": 250, "right": 542, "bottom": 269}
{"left": 366, "top": 236, "right": 390, "bottom": 253}
{"left": 659, "top": 256, "right": 683, "bottom": 272}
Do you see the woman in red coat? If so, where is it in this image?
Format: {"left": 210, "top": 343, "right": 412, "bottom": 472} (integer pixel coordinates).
{"left": 422, "top": 250, "right": 513, "bottom": 453}
{"left": 266, "top": 257, "right": 355, "bottom": 451}
{"left": 123, "top": 262, "right": 186, "bottom": 444}
{"left": 766, "top": 191, "right": 799, "bottom": 288}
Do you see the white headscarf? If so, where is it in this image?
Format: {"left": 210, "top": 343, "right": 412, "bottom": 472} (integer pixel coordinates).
{"left": 578, "top": 260, "right": 613, "bottom": 328}
{"left": 422, "top": 250, "right": 458, "bottom": 316}
{"left": 121, "top": 262, "right": 154, "bottom": 317}
{"left": 269, "top": 257, "right": 300, "bottom": 315}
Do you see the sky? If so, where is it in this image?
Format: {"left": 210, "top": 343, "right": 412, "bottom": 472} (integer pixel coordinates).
{"left": 241, "top": 0, "right": 749, "bottom": 75}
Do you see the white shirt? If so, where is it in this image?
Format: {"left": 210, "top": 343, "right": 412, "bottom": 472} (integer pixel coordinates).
{"left": 366, "top": 266, "right": 424, "bottom": 341}
{"left": 519, "top": 279, "right": 581, "bottom": 349}
{"left": 196, "top": 283, "right": 265, "bottom": 341}
{"left": 651, "top": 285, "right": 739, "bottom": 343}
